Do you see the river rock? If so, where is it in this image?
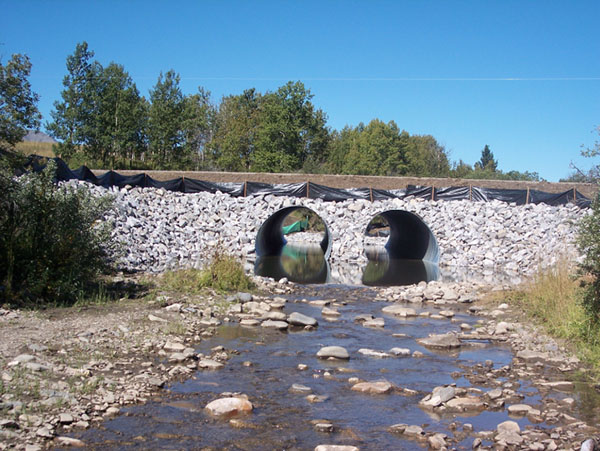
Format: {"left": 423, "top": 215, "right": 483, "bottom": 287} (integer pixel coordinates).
{"left": 445, "top": 396, "right": 485, "bottom": 412}
{"left": 497, "top": 420, "right": 520, "bottom": 434}
{"left": 417, "top": 333, "right": 461, "bottom": 349}
{"left": 205, "top": 397, "right": 253, "bottom": 416}
{"left": 389, "top": 347, "right": 411, "bottom": 356}
{"left": 351, "top": 380, "right": 393, "bottom": 394}
{"left": 261, "top": 320, "right": 288, "bottom": 330}
{"left": 198, "top": 359, "right": 224, "bottom": 370}
{"left": 289, "top": 384, "right": 312, "bottom": 394}
{"left": 420, "top": 385, "right": 456, "bottom": 407}
{"left": 316, "top": 346, "right": 349, "bottom": 360}
{"left": 288, "top": 312, "right": 318, "bottom": 327}
{"left": 363, "top": 317, "right": 385, "bottom": 328}
{"left": 358, "top": 348, "right": 390, "bottom": 358}
{"left": 314, "top": 446, "right": 359, "bottom": 451}
{"left": 382, "top": 305, "right": 417, "bottom": 317}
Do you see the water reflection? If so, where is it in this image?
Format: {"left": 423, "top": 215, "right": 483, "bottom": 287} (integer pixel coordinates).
{"left": 254, "top": 244, "right": 330, "bottom": 284}
{"left": 362, "top": 246, "right": 440, "bottom": 286}
{"left": 255, "top": 244, "right": 440, "bottom": 287}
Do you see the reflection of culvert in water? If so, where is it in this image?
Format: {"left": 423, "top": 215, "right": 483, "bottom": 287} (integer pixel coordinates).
{"left": 255, "top": 207, "right": 331, "bottom": 258}
{"left": 255, "top": 244, "right": 330, "bottom": 284}
{"left": 366, "top": 210, "right": 439, "bottom": 263}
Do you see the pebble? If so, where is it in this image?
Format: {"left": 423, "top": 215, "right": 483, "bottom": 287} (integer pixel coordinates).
{"left": 316, "top": 346, "right": 349, "bottom": 360}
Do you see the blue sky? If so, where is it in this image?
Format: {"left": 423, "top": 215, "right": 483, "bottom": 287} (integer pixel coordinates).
{"left": 2, "top": 0, "right": 599, "bottom": 181}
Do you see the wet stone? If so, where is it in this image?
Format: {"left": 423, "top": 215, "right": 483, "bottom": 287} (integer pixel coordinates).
{"left": 382, "top": 305, "right": 417, "bottom": 317}
{"left": 417, "top": 333, "right": 461, "bottom": 349}
{"left": 288, "top": 312, "right": 318, "bottom": 327}
{"left": 351, "top": 380, "right": 393, "bottom": 394}
{"left": 205, "top": 397, "right": 253, "bottom": 416}
{"left": 316, "top": 346, "right": 349, "bottom": 360}
{"left": 261, "top": 320, "right": 288, "bottom": 330}
{"left": 289, "top": 384, "right": 312, "bottom": 394}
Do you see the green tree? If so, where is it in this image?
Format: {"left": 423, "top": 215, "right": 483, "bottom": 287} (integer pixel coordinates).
{"left": 181, "top": 87, "right": 215, "bottom": 170}
{"left": 251, "top": 81, "right": 329, "bottom": 172}
{"left": 0, "top": 54, "right": 41, "bottom": 147}
{"left": 405, "top": 134, "right": 450, "bottom": 177}
{"left": 329, "top": 119, "right": 407, "bottom": 176}
{"left": 147, "top": 70, "right": 185, "bottom": 167}
{"left": 90, "top": 63, "right": 146, "bottom": 166}
{"left": 209, "top": 88, "right": 261, "bottom": 171}
{"left": 47, "top": 42, "right": 101, "bottom": 161}
{"left": 476, "top": 144, "right": 497, "bottom": 172}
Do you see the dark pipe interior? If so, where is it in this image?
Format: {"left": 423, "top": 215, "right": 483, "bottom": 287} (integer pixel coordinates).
{"left": 255, "top": 207, "right": 331, "bottom": 258}
{"left": 372, "top": 210, "right": 439, "bottom": 263}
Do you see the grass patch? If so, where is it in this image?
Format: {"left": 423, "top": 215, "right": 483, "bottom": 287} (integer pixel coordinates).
{"left": 499, "top": 261, "right": 600, "bottom": 377}
{"left": 162, "top": 252, "right": 254, "bottom": 293}
{"left": 14, "top": 141, "right": 55, "bottom": 158}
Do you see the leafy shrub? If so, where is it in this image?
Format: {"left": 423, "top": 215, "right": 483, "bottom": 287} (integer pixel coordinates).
{"left": 162, "top": 251, "right": 254, "bottom": 293}
{"left": 0, "top": 159, "right": 115, "bottom": 307}
{"left": 577, "top": 192, "right": 600, "bottom": 321}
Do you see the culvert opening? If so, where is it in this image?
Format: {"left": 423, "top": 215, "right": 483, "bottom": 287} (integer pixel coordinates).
{"left": 254, "top": 207, "right": 331, "bottom": 284}
{"left": 362, "top": 210, "right": 440, "bottom": 286}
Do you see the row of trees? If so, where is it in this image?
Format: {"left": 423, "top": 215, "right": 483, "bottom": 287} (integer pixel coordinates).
{"left": 0, "top": 42, "right": 562, "bottom": 181}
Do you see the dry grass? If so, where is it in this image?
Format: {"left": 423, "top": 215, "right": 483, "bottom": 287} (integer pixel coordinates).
{"left": 499, "top": 261, "right": 600, "bottom": 377}
{"left": 15, "top": 141, "right": 55, "bottom": 158}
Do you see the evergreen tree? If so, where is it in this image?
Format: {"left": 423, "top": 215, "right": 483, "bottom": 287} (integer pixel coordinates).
{"left": 476, "top": 144, "right": 498, "bottom": 171}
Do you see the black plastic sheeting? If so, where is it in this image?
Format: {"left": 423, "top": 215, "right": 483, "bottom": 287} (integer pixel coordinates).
{"left": 23, "top": 156, "right": 592, "bottom": 208}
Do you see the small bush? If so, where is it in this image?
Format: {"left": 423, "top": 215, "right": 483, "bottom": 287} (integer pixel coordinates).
{"left": 162, "top": 252, "right": 254, "bottom": 293}
{"left": 577, "top": 192, "right": 600, "bottom": 321}
{"left": 0, "top": 159, "right": 115, "bottom": 307}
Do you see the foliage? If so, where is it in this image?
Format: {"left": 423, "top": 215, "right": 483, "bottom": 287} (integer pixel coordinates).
{"left": 0, "top": 159, "right": 115, "bottom": 307}
{"left": 0, "top": 54, "right": 41, "bottom": 146}
{"left": 577, "top": 191, "right": 600, "bottom": 320}
{"left": 162, "top": 251, "right": 254, "bottom": 293}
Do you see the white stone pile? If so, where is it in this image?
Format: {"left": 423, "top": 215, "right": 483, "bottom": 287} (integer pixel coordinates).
{"left": 64, "top": 180, "right": 587, "bottom": 276}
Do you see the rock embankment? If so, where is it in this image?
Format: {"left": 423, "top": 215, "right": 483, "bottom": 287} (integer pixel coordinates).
{"left": 63, "top": 180, "right": 585, "bottom": 276}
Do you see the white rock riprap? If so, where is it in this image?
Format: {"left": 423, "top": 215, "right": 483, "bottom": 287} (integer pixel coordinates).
{"left": 63, "top": 180, "right": 586, "bottom": 276}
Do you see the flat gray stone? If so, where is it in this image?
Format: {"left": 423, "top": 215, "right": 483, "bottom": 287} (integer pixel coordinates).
{"left": 288, "top": 312, "right": 318, "bottom": 327}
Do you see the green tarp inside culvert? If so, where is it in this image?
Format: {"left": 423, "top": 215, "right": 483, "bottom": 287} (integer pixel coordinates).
{"left": 282, "top": 218, "right": 309, "bottom": 235}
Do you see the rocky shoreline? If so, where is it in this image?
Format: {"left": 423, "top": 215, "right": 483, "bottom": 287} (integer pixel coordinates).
{"left": 0, "top": 276, "right": 598, "bottom": 450}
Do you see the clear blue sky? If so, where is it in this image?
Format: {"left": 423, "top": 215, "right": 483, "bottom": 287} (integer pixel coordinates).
{"left": 2, "top": 0, "right": 599, "bottom": 181}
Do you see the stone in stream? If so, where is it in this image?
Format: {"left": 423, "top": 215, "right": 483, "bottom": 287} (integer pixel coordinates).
{"left": 240, "top": 319, "right": 260, "bottom": 327}
{"left": 314, "top": 446, "right": 359, "bottom": 451}
{"left": 261, "top": 320, "right": 288, "bottom": 330}
{"left": 288, "top": 312, "right": 318, "bottom": 327}
{"left": 205, "top": 397, "right": 253, "bottom": 416}
{"left": 358, "top": 348, "right": 390, "bottom": 358}
{"left": 420, "top": 385, "right": 456, "bottom": 407}
{"left": 389, "top": 347, "right": 411, "bottom": 356}
{"left": 351, "top": 380, "right": 393, "bottom": 394}
{"left": 316, "top": 346, "right": 349, "bottom": 360}
{"left": 264, "top": 311, "right": 287, "bottom": 321}
{"left": 197, "top": 359, "right": 224, "bottom": 370}
{"left": 417, "top": 333, "right": 461, "bottom": 349}
{"left": 381, "top": 305, "right": 417, "bottom": 317}
{"left": 445, "top": 396, "right": 485, "bottom": 412}
{"left": 362, "top": 317, "right": 385, "bottom": 328}
{"left": 321, "top": 307, "right": 340, "bottom": 317}
{"left": 507, "top": 404, "right": 534, "bottom": 415}
{"left": 289, "top": 384, "right": 312, "bottom": 394}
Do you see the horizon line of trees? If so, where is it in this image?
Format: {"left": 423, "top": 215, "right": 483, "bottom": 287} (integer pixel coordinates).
{"left": 9, "top": 41, "right": 600, "bottom": 182}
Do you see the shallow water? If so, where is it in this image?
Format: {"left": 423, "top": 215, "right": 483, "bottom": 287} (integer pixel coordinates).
{"left": 69, "top": 283, "right": 594, "bottom": 450}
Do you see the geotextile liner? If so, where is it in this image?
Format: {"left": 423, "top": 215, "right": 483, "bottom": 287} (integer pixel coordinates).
{"left": 23, "top": 156, "right": 592, "bottom": 208}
